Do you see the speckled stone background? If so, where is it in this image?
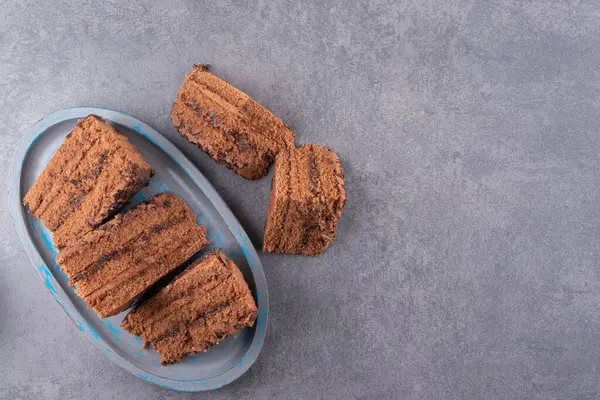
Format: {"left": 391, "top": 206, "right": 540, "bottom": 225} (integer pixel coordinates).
{"left": 1, "top": 1, "right": 600, "bottom": 399}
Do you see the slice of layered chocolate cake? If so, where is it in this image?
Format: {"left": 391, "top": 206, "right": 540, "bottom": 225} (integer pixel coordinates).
{"left": 23, "top": 115, "right": 154, "bottom": 249}
{"left": 263, "top": 144, "right": 346, "bottom": 256}
{"left": 56, "top": 193, "right": 208, "bottom": 318}
{"left": 171, "top": 64, "right": 295, "bottom": 180}
{"left": 121, "top": 249, "right": 258, "bottom": 365}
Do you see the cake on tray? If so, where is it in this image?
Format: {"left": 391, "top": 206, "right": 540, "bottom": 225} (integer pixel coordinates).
{"left": 121, "top": 249, "right": 258, "bottom": 364}
{"left": 56, "top": 193, "right": 208, "bottom": 318}
{"left": 23, "top": 115, "right": 154, "bottom": 249}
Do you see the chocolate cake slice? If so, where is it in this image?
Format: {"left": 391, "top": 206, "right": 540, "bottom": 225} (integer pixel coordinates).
{"left": 263, "top": 144, "right": 346, "bottom": 256}
{"left": 56, "top": 193, "right": 208, "bottom": 318}
{"left": 23, "top": 115, "right": 154, "bottom": 249}
{"left": 171, "top": 64, "right": 295, "bottom": 180}
{"left": 121, "top": 249, "right": 258, "bottom": 365}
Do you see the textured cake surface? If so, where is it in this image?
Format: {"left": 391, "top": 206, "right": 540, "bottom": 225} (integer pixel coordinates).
{"left": 23, "top": 115, "right": 154, "bottom": 249}
{"left": 263, "top": 144, "right": 346, "bottom": 255}
{"left": 56, "top": 193, "right": 208, "bottom": 318}
{"left": 171, "top": 64, "right": 295, "bottom": 180}
{"left": 121, "top": 249, "right": 258, "bottom": 364}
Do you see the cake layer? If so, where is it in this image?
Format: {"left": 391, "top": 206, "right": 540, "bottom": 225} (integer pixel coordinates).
{"left": 56, "top": 193, "right": 208, "bottom": 318}
{"left": 122, "top": 249, "right": 257, "bottom": 364}
{"left": 263, "top": 143, "right": 292, "bottom": 253}
{"left": 263, "top": 144, "right": 346, "bottom": 255}
{"left": 171, "top": 64, "right": 294, "bottom": 180}
{"left": 23, "top": 115, "right": 154, "bottom": 249}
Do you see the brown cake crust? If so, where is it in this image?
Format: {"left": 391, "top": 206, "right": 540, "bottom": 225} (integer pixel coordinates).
{"left": 171, "top": 64, "right": 295, "bottom": 180}
{"left": 121, "top": 249, "right": 258, "bottom": 364}
{"left": 56, "top": 193, "right": 208, "bottom": 318}
{"left": 23, "top": 115, "right": 154, "bottom": 249}
{"left": 263, "top": 144, "right": 346, "bottom": 255}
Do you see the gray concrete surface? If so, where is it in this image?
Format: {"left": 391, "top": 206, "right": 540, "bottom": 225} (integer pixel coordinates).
{"left": 1, "top": 1, "right": 600, "bottom": 399}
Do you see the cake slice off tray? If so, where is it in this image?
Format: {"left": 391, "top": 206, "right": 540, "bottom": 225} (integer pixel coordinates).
{"left": 263, "top": 144, "right": 346, "bottom": 256}
{"left": 55, "top": 193, "right": 208, "bottom": 318}
{"left": 171, "top": 64, "right": 295, "bottom": 180}
{"left": 121, "top": 249, "right": 258, "bottom": 365}
{"left": 23, "top": 115, "right": 154, "bottom": 249}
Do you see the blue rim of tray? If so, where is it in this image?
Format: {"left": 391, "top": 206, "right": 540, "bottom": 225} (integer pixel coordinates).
{"left": 7, "top": 107, "right": 268, "bottom": 392}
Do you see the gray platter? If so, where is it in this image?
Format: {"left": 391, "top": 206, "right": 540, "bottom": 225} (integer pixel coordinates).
{"left": 7, "top": 107, "right": 268, "bottom": 392}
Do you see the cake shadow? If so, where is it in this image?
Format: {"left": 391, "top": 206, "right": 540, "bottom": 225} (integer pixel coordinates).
{"left": 330, "top": 154, "right": 353, "bottom": 252}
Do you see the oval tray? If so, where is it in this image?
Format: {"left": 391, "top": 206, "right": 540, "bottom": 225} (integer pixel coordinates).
{"left": 7, "top": 107, "right": 268, "bottom": 392}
